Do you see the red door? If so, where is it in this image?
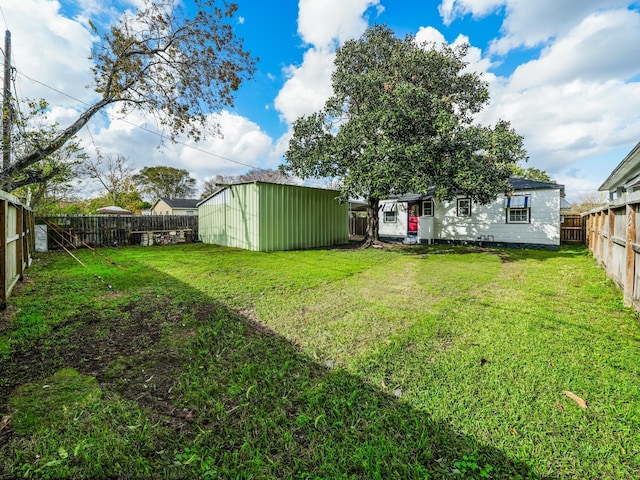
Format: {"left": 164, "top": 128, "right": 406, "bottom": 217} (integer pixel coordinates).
{"left": 408, "top": 203, "right": 420, "bottom": 233}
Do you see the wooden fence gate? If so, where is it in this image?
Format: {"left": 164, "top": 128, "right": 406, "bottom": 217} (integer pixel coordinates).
{"left": 349, "top": 216, "right": 367, "bottom": 238}
{"left": 560, "top": 215, "right": 585, "bottom": 244}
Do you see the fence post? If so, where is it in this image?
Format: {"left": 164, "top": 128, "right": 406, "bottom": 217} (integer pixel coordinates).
{"left": 625, "top": 204, "right": 636, "bottom": 306}
{"left": 0, "top": 199, "right": 6, "bottom": 309}
{"left": 608, "top": 207, "right": 615, "bottom": 269}
{"left": 16, "top": 203, "right": 24, "bottom": 280}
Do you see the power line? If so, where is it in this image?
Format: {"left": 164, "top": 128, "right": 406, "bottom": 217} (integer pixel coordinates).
{"left": 12, "top": 68, "right": 294, "bottom": 177}
{"left": 0, "top": 5, "right": 8, "bottom": 32}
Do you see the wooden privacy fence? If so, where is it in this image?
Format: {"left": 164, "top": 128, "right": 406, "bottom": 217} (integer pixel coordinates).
{"left": 560, "top": 214, "right": 585, "bottom": 244}
{"left": 584, "top": 192, "right": 640, "bottom": 310}
{"left": 349, "top": 216, "right": 367, "bottom": 237}
{"left": 39, "top": 215, "right": 199, "bottom": 250}
{"left": 0, "top": 190, "right": 34, "bottom": 309}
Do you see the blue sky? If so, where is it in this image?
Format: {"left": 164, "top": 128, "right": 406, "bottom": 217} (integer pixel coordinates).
{"left": 4, "top": 0, "right": 640, "bottom": 202}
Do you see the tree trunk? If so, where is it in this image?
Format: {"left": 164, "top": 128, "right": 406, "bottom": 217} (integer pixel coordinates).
{"left": 366, "top": 198, "right": 379, "bottom": 240}
{"left": 0, "top": 97, "right": 113, "bottom": 191}
{"left": 361, "top": 198, "right": 381, "bottom": 248}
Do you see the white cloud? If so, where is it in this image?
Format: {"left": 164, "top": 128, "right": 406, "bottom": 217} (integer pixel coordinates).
{"left": 490, "top": 0, "right": 632, "bottom": 54}
{"left": 274, "top": 48, "right": 336, "bottom": 125}
{"left": 438, "top": 0, "right": 633, "bottom": 55}
{"left": 483, "top": 80, "right": 640, "bottom": 170}
{"left": 6, "top": 0, "right": 96, "bottom": 107}
{"left": 508, "top": 9, "right": 640, "bottom": 90}
{"left": 414, "top": 25, "right": 447, "bottom": 45}
{"left": 438, "top": 0, "right": 504, "bottom": 26}
{"left": 81, "top": 109, "right": 281, "bottom": 191}
{"left": 274, "top": 0, "right": 386, "bottom": 124}
{"left": 415, "top": 27, "right": 495, "bottom": 80}
{"left": 415, "top": 11, "right": 640, "bottom": 199}
{"left": 297, "top": 0, "right": 382, "bottom": 48}
{"left": 478, "top": 8, "right": 640, "bottom": 183}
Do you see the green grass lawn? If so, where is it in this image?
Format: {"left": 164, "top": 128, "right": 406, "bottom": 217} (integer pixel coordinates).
{"left": 0, "top": 243, "right": 638, "bottom": 479}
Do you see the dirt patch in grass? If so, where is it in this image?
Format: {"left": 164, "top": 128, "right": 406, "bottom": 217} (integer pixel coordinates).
{"left": 0, "top": 295, "right": 216, "bottom": 445}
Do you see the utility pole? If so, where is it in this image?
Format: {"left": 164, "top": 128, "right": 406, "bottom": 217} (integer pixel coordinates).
{"left": 2, "top": 30, "right": 11, "bottom": 171}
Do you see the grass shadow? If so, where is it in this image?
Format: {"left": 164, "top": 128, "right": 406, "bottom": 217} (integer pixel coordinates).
{"left": 0, "top": 250, "right": 547, "bottom": 479}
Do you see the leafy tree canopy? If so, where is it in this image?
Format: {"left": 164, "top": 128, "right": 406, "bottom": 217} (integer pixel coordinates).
{"left": 1, "top": 0, "right": 256, "bottom": 192}
{"left": 511, "top": 165, "right": 553, "bottom": 183}
{"left": 133, "top": 166, "right": 196, "bottom": 201}
{"left": 10, "top": 100, "right": 87, "bottom": 210}
{"left": 282, "top": 24, "right": 526, "bottom": 240}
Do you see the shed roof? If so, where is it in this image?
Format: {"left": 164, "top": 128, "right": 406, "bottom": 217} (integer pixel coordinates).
{"left": 197, "top": 181, "right": 339, "bottom": 207}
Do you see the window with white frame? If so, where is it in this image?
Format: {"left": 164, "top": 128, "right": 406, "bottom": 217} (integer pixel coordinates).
{"left": 505, "top": 196, "right": 531, "bottom": 223}
{"left": 384, "top": 211, "right": 397, "bottom": 222}
{"left": 457, "top": 198, "right": 471, "bottom": 217}
{"left": 508, "top": 208, "right": 529, "bottom": 223}
{"left": 381, "top": 202, "right": 397, "bottom": 222}
{"left": 422, "top": 199, "right": 434, "bottom": 216}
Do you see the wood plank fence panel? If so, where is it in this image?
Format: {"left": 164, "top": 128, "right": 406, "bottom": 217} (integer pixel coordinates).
{"left": 585, "top": 191, "right": 640, "bottom": 310}
{"left": 560, "top": 215, "right": 585, "bottom": 244}
{"left": 39, "top": 215, "right": 199, "bottom": 250}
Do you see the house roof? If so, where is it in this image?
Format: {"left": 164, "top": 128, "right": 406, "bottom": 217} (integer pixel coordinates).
{"left": 153, "top": 198, "right": 199, "bottom": 209}
{"left": 387, "top": 177, "right": 564, "bottom": 203}
{"left": 507, "top": 177, "right": 564, "bottom": 192}
{"left": 396, "top": 193, "right": 434, "bottom": 202}
{"left": 599, "top": 140, "right": 640, "bottom": 192}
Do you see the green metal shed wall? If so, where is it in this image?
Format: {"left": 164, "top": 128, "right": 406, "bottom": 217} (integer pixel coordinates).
{"left": 257, "top": 183, "right": 349, "bottom": 251}
{"left": 198, "top": 183, "right": 260, "bottom": 250}
{"left": 198, "top": 182, "right": 349, "bottom": 251}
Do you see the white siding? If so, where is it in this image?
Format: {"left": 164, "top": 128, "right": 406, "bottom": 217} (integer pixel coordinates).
{"left": 378, "top": 200, "right": 408, "bottom": 238}
{"left": 434, "top": 188, "right": 560, "bottom": 246}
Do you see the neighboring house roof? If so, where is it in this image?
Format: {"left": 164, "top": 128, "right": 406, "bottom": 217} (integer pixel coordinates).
{"left": 97, "top": 206, "right": 131, "bottom": 214}
{"left": 599, "top": 140, "right": 640, "bottom": 192}
{"left": 152, "top": 198, "right": 199, "bottom": 209}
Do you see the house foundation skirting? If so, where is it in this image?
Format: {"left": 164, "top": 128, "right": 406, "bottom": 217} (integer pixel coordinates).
{"left": 379, "top": 236, "right": 559, "bottom": 250}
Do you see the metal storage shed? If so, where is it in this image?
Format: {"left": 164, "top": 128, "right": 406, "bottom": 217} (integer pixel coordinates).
{"left": 197, "top": 182, "right": 349, "bottom": 251}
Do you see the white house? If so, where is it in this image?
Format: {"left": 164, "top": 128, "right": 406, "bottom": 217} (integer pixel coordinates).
{"left": 378, "top": 178, "right": 565, "bottom": 249}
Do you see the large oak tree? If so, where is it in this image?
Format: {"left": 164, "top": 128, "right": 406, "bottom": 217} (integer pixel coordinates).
{"left": 0, "top": 0, "right": 256, "bottom": 192}
{"left": 282, "top": 25, "right": 526, "bottom": 241}
{"left": 133, "top": 166, "right": 196, "bottom": 200}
